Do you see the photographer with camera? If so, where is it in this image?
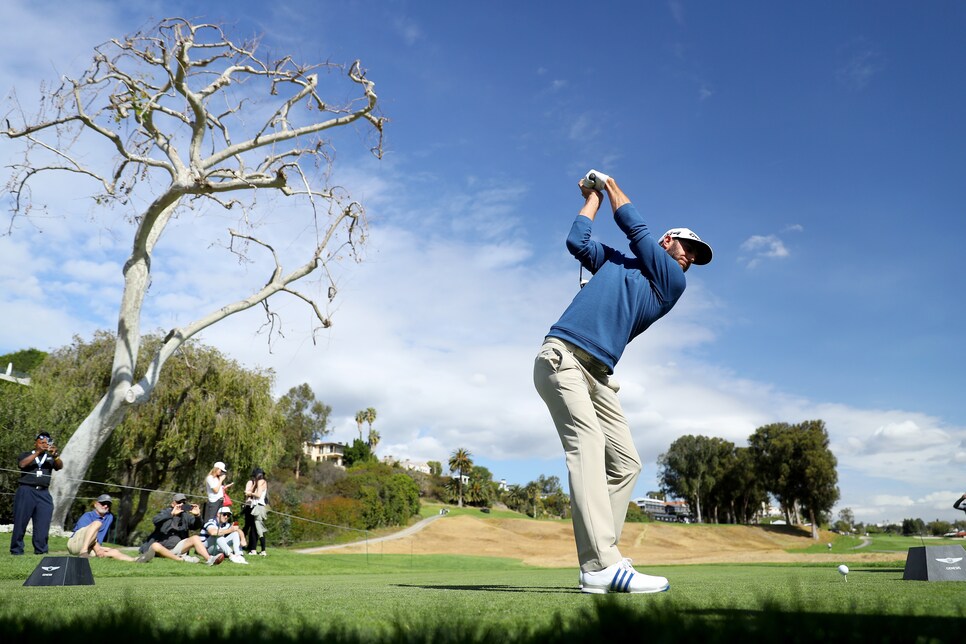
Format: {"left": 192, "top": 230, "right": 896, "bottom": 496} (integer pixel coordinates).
{"left": 10, "top": 431, "right": 63, "bottom": 555}
{"left": 137, "top": 493, "right": 224, "bottom": 566}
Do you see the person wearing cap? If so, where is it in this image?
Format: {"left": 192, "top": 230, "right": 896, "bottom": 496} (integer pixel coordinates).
{"left": 202, "top": 506, "right": 249, "bottom": 564}
{"left": 10, "top": 431, "right": 63, "bottom": 555}
{"left": 137, "top": 493, "right": 224, "bottom": 566}
{"left": 533, "top": 170, "right": 712, "bottom": 595}
{"left": 203, "top": 461, "right": 232, "bottom": 522}
{"left": 67, "top": 495, "right": 152, "bottom": 562}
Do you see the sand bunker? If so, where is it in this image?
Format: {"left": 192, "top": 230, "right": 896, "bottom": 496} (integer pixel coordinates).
{"left": 310, "top": 515, "right": 901, "bottom": 567}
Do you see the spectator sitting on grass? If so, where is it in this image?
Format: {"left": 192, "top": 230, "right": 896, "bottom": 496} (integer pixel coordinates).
{"left": 203, "top": 507, "right": 249, "bottom": 564}
{"left": 67, "top": 494, "right": 152, "bottom": 563}
{"left": 138, "top": 493, "right": 224, "bottom": 566}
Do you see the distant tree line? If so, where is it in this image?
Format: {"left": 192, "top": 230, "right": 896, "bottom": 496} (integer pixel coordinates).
{"left": 658, "top": 420, "right": 840, "bottom": 539}
{"left": 398, "top": 448, "right": 571, "bottom": 519}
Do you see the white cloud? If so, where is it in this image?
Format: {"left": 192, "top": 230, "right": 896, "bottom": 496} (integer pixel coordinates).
{"left": 668, "top": 0, "right": 686, "bottom": 26}
{"left": 393, "top": 16, "right": 424, "bottom": 46}
{"left": 836, "top": 42, "right": 885, "bottom": 91}
{"left": 869, "top": 494, "right": 915, "bottom": 508}
{"left": 739, "top": 234, "right": 790, "bottom": 268}
{"left": 568, "top": 113, "right": 601, "bottom": 141}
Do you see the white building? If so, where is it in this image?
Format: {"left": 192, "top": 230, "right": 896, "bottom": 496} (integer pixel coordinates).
{"left": 302, "top": 441, "right": 345, "bottom": 468}
{"left": 382, "top": 456, "right": 432, "bottom": 475}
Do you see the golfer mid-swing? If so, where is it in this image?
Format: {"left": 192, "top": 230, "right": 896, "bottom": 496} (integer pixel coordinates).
{"left": 534, "top": 170, "right": 712, "bottom": 594}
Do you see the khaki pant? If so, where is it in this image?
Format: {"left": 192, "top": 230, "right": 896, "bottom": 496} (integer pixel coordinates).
{"left": 533, "top": 337, "right": 641, "bottom": 573}
{"left": 67, "top": 520, "right": 102, "bottom": 556}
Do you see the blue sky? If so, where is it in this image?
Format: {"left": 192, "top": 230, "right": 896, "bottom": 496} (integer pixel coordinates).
{"left": 2, "top": 1, "right": 965, "bottom": 524}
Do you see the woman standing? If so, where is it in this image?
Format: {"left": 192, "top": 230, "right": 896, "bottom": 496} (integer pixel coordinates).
{"left": 204, "top": 461, "right": 232, "bottom": 522}
{"left": 243, "top": 467, "right": 269, "bottom": 556}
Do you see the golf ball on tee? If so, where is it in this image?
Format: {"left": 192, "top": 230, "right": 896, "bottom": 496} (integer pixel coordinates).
{"left": 838, "top": 564, "right": 849, "bottom": 575}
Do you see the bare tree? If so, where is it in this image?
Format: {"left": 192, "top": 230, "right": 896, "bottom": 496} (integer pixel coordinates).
{"left": 2, "top": 18, "right": 385, "bottom": 526}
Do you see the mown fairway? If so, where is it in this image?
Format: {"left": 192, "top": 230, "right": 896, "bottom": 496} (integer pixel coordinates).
{"left": 2, "top": 531, "right": 965, "bottom": 642}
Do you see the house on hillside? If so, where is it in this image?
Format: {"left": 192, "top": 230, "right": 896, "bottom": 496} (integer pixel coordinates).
{"left": 302, "top": 441, "right": 345, "bottom": 469}
{"left": 633, "top": 496, "right": 692, "bottom": 523}
{"left": 381, "top": 456, "right": 432, "bottom": 475}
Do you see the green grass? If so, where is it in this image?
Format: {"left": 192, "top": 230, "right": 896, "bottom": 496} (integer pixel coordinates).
{"left": 3, "top": 533, "right": 965, "bottom": 642}
{"left": 419, "top": 503, "right": 535, "bottom": 520}
{"left": 788, "top": 532, "right": 966, "bottom": 554}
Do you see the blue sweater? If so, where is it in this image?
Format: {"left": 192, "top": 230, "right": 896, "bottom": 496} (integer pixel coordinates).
{"left": 548, "top": 203, "right": 686, "bottom": 373}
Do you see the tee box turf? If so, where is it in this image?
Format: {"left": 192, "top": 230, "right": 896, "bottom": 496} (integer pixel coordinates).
{"left": 902, "top": 545, "right": 966, "bottom": 582}
{"left": 23, "top": 557, "right": 95, "bottom": 587}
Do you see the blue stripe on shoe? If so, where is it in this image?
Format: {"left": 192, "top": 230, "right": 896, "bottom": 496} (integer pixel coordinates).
{"left": 610, "top": 569, "right": 633, "bottom": 592}
{"left": 610, "top": 569, "right": 623, "bottom": 591}
{"left": 621, "top": 572, "right": 634, "bottom": 592}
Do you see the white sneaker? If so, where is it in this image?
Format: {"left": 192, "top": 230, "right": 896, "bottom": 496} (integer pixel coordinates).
{"left": 580, "top": 169, "right": 611, "bottom": 191}
{"left": 180, "top": 554, "right": 200, "bottom": 564}
{"left": 206, "top": 552, "right": 225, "bottom": 566}
{"left": 580, "top": 558, "right": 669, "bottom": 594}
{"left": 229, "top": 554, "right": 249, "bottom": 565}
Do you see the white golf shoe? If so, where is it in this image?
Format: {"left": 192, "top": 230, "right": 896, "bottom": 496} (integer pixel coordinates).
{"left": 580, "top": 558, "right": 669, "bottom": 594}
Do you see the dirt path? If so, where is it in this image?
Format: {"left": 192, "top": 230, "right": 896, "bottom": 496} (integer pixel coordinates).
{"left": 303, "top": 515, "right": 903, "bottom": 567}
{"left": 851, "top": 536, "right": 873, "bottom": 549}
{"left": 295, "top": 514, "right": 443, "bottom": 554}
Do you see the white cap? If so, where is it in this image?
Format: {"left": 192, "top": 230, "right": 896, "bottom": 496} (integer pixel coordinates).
{"left": 214, "top": 461, "right": 227, "bottom": 472}
{"left": 662, "top": 228, "right": 713, "bottom": 265}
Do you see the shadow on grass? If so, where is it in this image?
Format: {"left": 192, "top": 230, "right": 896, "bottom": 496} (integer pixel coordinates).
{"left": 393, "top": 583, "right": 576, "bottom": 594}
{"left": 2, "top": 597, "right": 965, "bottom": 643}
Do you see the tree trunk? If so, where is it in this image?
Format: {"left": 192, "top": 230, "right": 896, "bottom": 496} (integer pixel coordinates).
{"left": 49, "top": 195, "right": 179, "bottom": 528}
{"left": 49, "top": 390, "right": 131, "bottom": 528}
{"left": 810, "top": 507, "right": 819, "bottom": 540}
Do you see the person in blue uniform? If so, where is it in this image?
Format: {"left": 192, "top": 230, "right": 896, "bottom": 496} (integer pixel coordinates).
{"left": 10, "top": 431, "right": 63, "bottom": 555}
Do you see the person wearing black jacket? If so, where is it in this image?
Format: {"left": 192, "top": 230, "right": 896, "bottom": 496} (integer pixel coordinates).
{"left": 138, "top": 493, "right": 223, "bottom": 565}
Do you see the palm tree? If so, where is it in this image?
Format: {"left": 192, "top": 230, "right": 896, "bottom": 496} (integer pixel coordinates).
{"left": 367, "top": 428, "right": 381, "bottom": 451}
{"left": 503, "top": 484, "right": 526, "bottom": 513}
{"left": 364, "top": 407, "right": 377, "bottom": 434}
{"left": 448, "top": 448, "right": 473, "bottom": 508}
{"left": 354, "top": 410, "right": 366, "bottom": 442}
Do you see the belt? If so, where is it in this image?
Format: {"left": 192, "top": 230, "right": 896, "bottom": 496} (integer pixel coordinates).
{"left": 544, "top": 337, "right": 610, "bottom": 375}
{"left": 20, "top": 484, "right": 49, "bottom": 490}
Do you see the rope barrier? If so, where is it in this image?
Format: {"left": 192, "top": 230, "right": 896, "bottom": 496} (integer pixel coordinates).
{"left": 0, "top": 465, "right": 366, "bottom": 534}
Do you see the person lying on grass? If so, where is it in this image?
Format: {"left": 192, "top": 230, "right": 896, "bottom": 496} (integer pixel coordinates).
{"left": 137, "top": 493, "right": 224, "bottom": 566}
